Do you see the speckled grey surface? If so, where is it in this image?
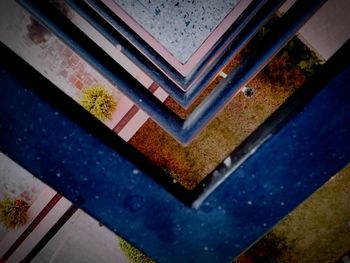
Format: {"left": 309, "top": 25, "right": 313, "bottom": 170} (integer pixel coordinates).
{"left": 114, "top": 0, "right": 240, "bottom": 63}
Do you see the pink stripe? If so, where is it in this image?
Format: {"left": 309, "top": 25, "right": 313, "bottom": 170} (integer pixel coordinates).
{"left": 113, "top": 82, "right": 159, "bottom": 133}
{"left": 0, "top": 187, "right": 57, "bottom": 256}
{"left": 113, "top": 105, "right": 139, "bottom": 134}
{"left": 100, "top": 0, "right": 252, "bottom": 77}
{"left": 7, "top": 198, "right": 72, "bottom": 263}
{"left": 1, "top": 194, "right": 62, "bottom": 262}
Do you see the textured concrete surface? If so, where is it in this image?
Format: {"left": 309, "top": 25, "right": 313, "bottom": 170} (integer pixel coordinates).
{"left": 33, "top": 210, "right": 129, "bottom": 263}
{"left": 2, "top": 48, "right": 349, "bottom": 262}
{"left": 0, "top": 0, "right": 167, "bottom": 140}
{"left": 0, "top": 153, "right": 46, "bottom": 241}
{"left": 1, "top": 0, "right": 345, "bottom": 262}
{"left": 0, "top": 155, "right": 128, "bottom": 263}
{"left": 0, "top": 0, "right": 122, "bottom": 129}
{"left": 114, "top": 0, "right": 240, "bottom": 63}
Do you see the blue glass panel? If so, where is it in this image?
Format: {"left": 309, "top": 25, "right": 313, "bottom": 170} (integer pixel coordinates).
{"left": 0, "top": 38, "right": 349, "bottom": 262}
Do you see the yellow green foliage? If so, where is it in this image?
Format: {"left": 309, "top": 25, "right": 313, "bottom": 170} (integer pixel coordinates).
{"left": 80, "top": 86, "right": 116, "bottom": 121}
{"left": 0, "top": 198, "right": 30, "bottom": 229}
{"left": 119, "top": 238, "right": 154, "bottom": 263}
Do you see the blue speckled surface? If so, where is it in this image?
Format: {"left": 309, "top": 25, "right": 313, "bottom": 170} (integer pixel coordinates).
{"left": 0, "top": 45, "right": 350, "bottom": 262}
{"left": 114, "top": 0, "right": 239, "bottom": 63}
{"left": 18, "top": 0, "right": 327, "bottom": 144}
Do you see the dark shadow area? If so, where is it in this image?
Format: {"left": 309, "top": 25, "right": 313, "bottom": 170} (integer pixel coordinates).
{"left": 0, "top": 42, "right": 198, "bottom": 206}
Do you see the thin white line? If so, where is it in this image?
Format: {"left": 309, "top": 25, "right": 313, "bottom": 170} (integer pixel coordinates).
{"left": 219, "top": 72, "right": 228, "bottom": 78}
{"left": 192, "top": 134, "right": 272, "bottom": 209}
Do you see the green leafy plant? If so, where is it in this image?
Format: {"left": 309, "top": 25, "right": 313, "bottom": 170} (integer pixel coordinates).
{"left": 0, "top": 198, "right": 30, "bottom": 229}
{"left": 284, "top": 39, "right": 322, "bottom": 76}
{"left": 80, "top": 86, "right": 117, "bottom": 121}
{"left": 297, "top": 52, "right": 322, "bottom": 76}
{"left": 119, "top": 238, "right": 154, "bottom": 263}
{"left": 242, "top": 15, "right": 322, "bottom": 90}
